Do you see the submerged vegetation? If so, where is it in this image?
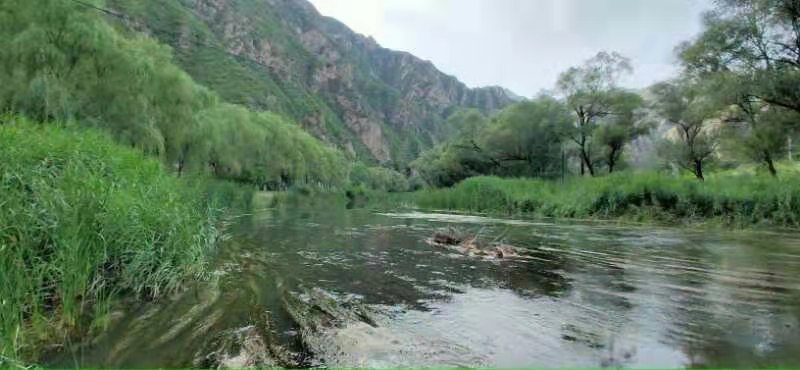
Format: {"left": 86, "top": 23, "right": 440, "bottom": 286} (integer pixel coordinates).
{"left": 0, "top": 118, "right": 222, "bottom": 362}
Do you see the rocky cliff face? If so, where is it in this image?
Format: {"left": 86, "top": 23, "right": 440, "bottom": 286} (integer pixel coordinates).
{"left": 111, "top": 0, "right": 518, "bottom": 163}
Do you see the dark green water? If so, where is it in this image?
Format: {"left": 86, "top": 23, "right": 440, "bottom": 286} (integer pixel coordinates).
{"left": 50, "top": 206, "right": 800, "bottom": 367}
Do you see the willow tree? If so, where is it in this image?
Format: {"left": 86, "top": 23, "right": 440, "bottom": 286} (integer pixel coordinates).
{"left": 706, "top": 73, "right": 795, "bottom": 176}
{"left": 556, "top": 51, "right": 634, "bottom": 176}
{"left": 651, "top": 79, "right": 721, "bottom": 181}
{"left": 480, "top": 97, "right": 571, "bottom": 178}
{"left": 678, "top": 0, "right": 800, "bottom": 118}
{"left": 594, "top": 91, "right": 649, "bottom": 173}
{"left": 410, "top": 109, "right": 492, "bottom": 187}
{"left": 0, "top": 0, "right": 204, "bottom": 159}
{"left": 0, "top": 0, "right": 350, "bottom": 189}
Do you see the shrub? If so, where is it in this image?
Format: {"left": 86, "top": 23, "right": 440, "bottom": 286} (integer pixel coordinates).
{"left": 414, "top": 171, "right": 800, "bottom": 227}
{"left": 349, "top": 163, "right": 410, "bottom": 192}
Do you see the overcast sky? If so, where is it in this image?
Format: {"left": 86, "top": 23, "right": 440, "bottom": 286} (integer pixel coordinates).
{"left": 307, "top": 0, "right": 711, "bottom": 97}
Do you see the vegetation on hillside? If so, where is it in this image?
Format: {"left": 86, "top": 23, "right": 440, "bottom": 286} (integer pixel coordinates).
{"left": 104, "top": 0, "right": 514, "bottom": 165}
{"left": 0, "top": 0, "right": 349, "bottom": 190}
{"left": 103, "top": 0, "right": 375, "bottom": 158}
{"left": 0, "top": 2, "right": 356, "bottom": 362}
{"left": 0, "top": 118, "right": 220, "bottom": 363}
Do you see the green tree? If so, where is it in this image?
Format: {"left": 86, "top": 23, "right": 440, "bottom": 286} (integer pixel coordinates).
{"left": 651, "top": 79, "right": 721, "bottom": 181}
{"left": 595, "top": 91, "right": 649, "bottom": 173}
{"left": 411, "top": 109, "right": 493, "bottom": 187}
{"left": 411, "top": 98, "right": 573, "bottom": 186}
{"left": 556, "top": 51, "right": 634, "bottom": 176}
{"left": 707, "top": 73, "right": 795, "bottom": 176}
{"left": 480, "top": 97, "right": 571, "bottom": 178}
{"left": 678, "top": 0, "right": 800, "bottom": 117}
{"left": 349, "top": 162, "right": 409, "bottom": 192}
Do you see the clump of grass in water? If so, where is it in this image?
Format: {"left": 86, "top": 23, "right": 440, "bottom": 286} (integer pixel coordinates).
{"left": 415, "top": 172, "right": 800, "bottom": 227}
{"left": 0, "top": 117, "right": 220, "bottom": 363}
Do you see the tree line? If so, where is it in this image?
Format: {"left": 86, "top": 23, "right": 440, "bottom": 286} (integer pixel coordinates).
{"left": 413, "top": 0, "right": 800, "bottom": 187}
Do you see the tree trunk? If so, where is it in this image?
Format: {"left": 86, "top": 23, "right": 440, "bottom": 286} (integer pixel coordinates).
{"left": 607, "top": 147, "right": 619, "bottom": 174}
{"left": 693, "top": 159, "right": 705, "bottom": 181}
{"left": 765, "top": 151, "right": 777, "bottom": 177}
{"left": 582, "top": 150, "right": 595, "bottom": 177}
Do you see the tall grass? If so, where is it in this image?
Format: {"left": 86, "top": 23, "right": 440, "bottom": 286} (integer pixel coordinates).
{"left": 415, "top": 172, "right": 800, "bottom": 227}
{"left": 0, "top": 117, "right": 220, "bottom": 363}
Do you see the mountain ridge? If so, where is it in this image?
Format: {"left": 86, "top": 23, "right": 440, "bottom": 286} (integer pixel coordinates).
{"left": 107, "top": 0, "right": 520, "bottom": 165}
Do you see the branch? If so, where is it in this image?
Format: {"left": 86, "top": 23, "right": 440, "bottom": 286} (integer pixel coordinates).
{"left": 454, "top": 140, "right": 506, "bottom": 169}
{"left": 760, "top": 95, "right": 800, "bottom": 113}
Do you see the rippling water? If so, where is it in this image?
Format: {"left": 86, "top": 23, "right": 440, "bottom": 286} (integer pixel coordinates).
{"left": 48, "top": 206, "right": 800, "bottom": 368}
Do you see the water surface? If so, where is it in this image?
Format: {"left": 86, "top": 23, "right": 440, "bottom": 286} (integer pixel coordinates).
{"left": 50, "top": 206, "right": 800, "bottom": 368}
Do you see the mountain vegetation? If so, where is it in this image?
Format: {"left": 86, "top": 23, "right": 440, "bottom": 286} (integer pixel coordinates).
{"left": 0, "top": 0, "right": 350, "bottom": 190}
{"left": 103, "top": 0, "right": 518, "bottom": 166}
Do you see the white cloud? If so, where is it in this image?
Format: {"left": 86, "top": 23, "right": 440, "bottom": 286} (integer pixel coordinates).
{"left": 308, "top": 0, "right": 712, "bottom": 97}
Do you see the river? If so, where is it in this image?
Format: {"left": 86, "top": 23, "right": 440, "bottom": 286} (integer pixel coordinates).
{"left": 48, "top": 204, "right": 800, "bottom": 368}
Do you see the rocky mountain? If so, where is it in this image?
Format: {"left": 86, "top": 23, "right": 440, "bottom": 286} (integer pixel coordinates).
{"left": 107, "top": 0, "right": 519, "bottom": 165}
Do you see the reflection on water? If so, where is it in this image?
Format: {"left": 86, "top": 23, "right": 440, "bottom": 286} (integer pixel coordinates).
{"left": 49, "top": 206, "right": 800, "bottom": 368}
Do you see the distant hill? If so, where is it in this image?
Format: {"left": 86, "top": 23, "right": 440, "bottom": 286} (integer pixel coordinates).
{"left": 107, "top": 0, "right": 519, "bottom": 165}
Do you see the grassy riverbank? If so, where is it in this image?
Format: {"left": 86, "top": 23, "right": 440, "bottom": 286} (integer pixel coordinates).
{"left": 414, "top": 171, "right": 800, "bottom": 227}
{"left": 0, "top": 118, "right": 223, "bottom": 364}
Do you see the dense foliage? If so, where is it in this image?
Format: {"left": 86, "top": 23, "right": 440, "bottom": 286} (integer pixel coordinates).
{"left": 0, "top": 0, "right": 348, "bottom": 189}
{"left": 411, "top": 93, "right": 649, "bottom": 187}
{"left": 0, "top": 118, "right": 219, "bottom": 362}
{"left": 651, "top": 79, "right": 722, "bottom": 180}
{"left": 190, "top": 103, "right": 348, "bottom": 188}
{"left": 349, "top": 162, "right": 410, "bottom": 192}
{"left": 416, "top": 172, "right": 800, "bottom": 227}
{"left": 675, "top": 0, "right": 800, "bottom": 176}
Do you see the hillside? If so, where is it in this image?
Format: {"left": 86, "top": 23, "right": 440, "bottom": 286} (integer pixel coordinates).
{"left": 105, "top": 0, "right": 518, "bottom": 165}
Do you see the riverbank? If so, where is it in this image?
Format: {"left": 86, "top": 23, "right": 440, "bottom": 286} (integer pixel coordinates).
{"left": 413, "top": 172, "right": 800, "bottom": 228}
{"left": 0, "top": 119, "right": 225, "bottom": 364}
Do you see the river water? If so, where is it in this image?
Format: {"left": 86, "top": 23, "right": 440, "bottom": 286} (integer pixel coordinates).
{"left": 49, "top": 205, "right": 800, "bottom": 368}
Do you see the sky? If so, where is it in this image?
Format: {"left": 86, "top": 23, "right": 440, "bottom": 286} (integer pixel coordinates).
{"left": 307, "top": 0, "right": 712, "bottom": 98}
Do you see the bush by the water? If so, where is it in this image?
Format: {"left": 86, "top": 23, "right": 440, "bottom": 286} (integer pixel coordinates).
{"left": 415, "top": 173, "right": 800, "bottom": 227}
{"left": 0, "top": 118, "right": 220, "bottom": 363}
{"left": 348, "top": 163, "right": 410, "bottom": 193}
